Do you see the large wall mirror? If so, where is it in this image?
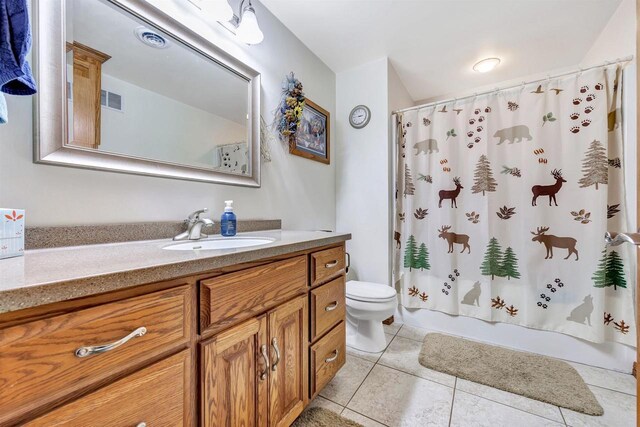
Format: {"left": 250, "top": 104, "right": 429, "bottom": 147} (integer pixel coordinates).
{"left": 33, "top": 0, "right": 261, "bottom": 186}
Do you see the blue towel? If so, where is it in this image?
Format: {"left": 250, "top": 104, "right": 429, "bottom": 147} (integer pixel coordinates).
{"left": 0, "top": 0, "right": 37, "bottom": 95}
{"left": 0, "top": 93, "right": 6, "bottom": 123}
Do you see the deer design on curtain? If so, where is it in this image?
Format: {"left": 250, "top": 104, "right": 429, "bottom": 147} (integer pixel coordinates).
{"left": 393, "top": 64, "right": 636, "bottom": 346}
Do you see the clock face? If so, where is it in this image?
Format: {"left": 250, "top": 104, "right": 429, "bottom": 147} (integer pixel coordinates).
{"left": 349, "top": 105, "right": 370, "bottom": 129}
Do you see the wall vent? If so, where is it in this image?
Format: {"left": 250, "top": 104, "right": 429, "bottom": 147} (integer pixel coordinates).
{"left": 100, "top": 90, "right": 124, "bottom": 112}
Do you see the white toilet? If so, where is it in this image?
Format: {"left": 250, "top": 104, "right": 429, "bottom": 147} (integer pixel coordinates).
{"left": 345, "top": 280, "right": 398, "bottom": 353}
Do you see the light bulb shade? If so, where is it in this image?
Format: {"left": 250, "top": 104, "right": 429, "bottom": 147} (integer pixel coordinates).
{"left": 236, "top": 7, "right": 264, "bottom": 45}
{"left": 201, "top": 0, "right": 233, "bottom": 22}
{"left": 473, "top": 57, "right": 501, "bottom": 73}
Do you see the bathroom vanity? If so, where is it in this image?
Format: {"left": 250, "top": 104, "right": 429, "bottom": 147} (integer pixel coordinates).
{"left": 0, "top": 229, "right": 349, "bottom": 426}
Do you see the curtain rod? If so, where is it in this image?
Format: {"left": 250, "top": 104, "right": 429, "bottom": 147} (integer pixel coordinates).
{"left": 391, "top": 55, "right": 634, "bottom": 115}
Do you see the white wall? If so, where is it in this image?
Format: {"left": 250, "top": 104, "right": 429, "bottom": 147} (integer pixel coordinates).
{"left": 396, "top": 0, "right": 637, "bottom": 372}
{"left": 99, "top": 74, "right": 246, "bottom": 168}
{"left": 335, "top": 58, "right": 413, "bottom": 286}
{"left": 336, "top": 58, "right": 391, "bottom": 285}
{"left": 0, "top": 0, "right": 336, "bottom": 230}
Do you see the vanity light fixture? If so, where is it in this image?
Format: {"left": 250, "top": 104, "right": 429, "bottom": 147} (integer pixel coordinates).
{"left": 473, "top": 57, "right": 501, "bottom": 73}
{"left": 234, "top": 1, "right": 264, "bottom": 45}
{"left": 189, "top": 0, "right": 264, "bottom": 45}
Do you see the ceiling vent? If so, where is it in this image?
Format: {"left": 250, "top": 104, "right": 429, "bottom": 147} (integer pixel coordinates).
{"left": 134, "top": 26, "right": 170, "bottom": 49}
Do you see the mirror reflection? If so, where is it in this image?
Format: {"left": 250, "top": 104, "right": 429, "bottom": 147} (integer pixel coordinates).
{"left": 65, "top": 0, "right": 251, "bottom": 175}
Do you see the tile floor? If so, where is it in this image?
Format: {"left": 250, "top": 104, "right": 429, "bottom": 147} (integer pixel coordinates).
{"left": 303, "top": 323, "right": 637, "bottom": 427}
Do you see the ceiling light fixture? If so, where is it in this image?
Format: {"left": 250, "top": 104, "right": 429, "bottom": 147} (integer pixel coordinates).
{"left": 189, "top": 0, "right": 264, "bottom": 45}
{"left": 473, "top": 57, "right": 501, "bottom": 73}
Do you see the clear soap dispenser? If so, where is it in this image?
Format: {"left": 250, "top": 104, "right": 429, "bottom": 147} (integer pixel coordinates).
{"left": 220, "top": 200, "right": 237, "bottom": 237}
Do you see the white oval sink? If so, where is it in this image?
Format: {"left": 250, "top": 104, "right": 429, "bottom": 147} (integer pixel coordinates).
{"left": 163, "top": 237, "right": 275, "bottom": 251}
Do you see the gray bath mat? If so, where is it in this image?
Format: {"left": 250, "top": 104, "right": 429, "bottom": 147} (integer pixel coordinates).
{"left": 292, "top": 407, "right": 363, "bottom": 427}
{"left": 419, "top": 333, "right": 603, "bottom": 416}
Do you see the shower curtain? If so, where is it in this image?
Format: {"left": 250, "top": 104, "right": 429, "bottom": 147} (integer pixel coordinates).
{"left": 393, "top": 65, "right": 636, "bottom": 346}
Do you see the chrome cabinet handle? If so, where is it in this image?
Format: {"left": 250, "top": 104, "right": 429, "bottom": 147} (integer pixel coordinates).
{"left": 325, "top": 301, "right": 338, "bottom": 312}
{"left": 136, "top": 423, "right": 147, "bottom": 427}
{"left": 259, "top": 344, "right": 269, "bottom": 380}
{"left": 325, "top": 260, "right": 338, "bottom": 268}
{"left": 75, "top": 327, "right": 147, "bottom": 358}
{"left": 325, "top": 349, "right": 339, "bottom": 363}
{"left": 271, "top": 338, "right": 281, "bottom": 371}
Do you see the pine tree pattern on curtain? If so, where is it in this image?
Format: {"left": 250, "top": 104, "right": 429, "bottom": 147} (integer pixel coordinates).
{"left": 393, "top": 65, "right": 636, "bottom": 346}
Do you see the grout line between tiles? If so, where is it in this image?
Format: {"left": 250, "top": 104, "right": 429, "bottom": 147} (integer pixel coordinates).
{"left": 448, "top": 377, "right": 457, "bottom": 427}
{"left": 375, "top": 358, "right": 456, "bottom": 389}
{"left": 585, "top": 383, "right": 637, "bottom": 398}
{"left": 452, "top": 382, "right": 568, "bottom": 424}
{"left": 346, "top": 349, "right": 382, "bottom": 364}
{"left": 343, "top": 361, "right": 376, "bottom": 410}
{"left": 559, "top": 406, "right": 568, "bottom": 426}
{"left": 316, "top": 394, "right": 346, "bottom": 410}
{"left": 342, "top": 407, "right": 391, "bottom": 427}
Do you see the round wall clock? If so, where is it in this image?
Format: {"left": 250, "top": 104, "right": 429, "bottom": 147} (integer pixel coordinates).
{"left": 349, "top": 105, "right": 371, "bottom": 129}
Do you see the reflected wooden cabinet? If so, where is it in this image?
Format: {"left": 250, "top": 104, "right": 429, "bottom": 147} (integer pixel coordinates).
{"left": 201, "top": 296, "right": 308, "bottom": 427}
{"left": 66, "top": 42, "right": 110, "bottom": 149}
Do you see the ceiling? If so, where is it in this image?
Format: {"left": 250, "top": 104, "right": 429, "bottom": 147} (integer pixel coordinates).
{"left": 69, "top": 0, "right": 249, "bottom": 124}
{"left": 260, "top": 0, "right": 623, "bottom": 102}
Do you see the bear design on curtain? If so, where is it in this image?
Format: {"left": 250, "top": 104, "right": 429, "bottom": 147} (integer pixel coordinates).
{"left": 393, "top": 65, "right": 636, "bottom": 346}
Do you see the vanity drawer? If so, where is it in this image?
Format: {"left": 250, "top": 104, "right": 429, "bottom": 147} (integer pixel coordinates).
{"left": 24, "top": 350, "right": 191, "bottom": 426}
{"left": 0, "top": 285, "right": 190, "bottom": 425}
{"left": 310, "top": 276, "right": 345, "bottom": 342}
{"left": 310, "top": 321, "right": 346, "bottom": 398}
{"left": 200, "top": 255, "right": 308, "bottom": 334}
{"left": 311, "top": 246, "right": 346, "bottom": 287}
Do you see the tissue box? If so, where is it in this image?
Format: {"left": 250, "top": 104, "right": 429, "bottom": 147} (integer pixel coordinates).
{"left": 1, "top": 209, "right": 25, "bottom": 259}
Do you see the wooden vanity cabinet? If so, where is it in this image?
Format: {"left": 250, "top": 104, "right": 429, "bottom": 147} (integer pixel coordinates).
{"left": 268, "top": 296, "right": 309, "bottom": 427}
{"left": 201, "top": 296, "right": 308, "bottom": 427}
{"left": 201, "top": 315, "right": 269, "bottom": 427}
{"left": 0, "top": 242, "right": 347, "bottom": 427}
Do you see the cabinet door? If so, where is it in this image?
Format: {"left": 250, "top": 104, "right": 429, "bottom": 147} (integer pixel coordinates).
{"left": 268, "top": 296, "right": 308, "bottom": 427}
{"left": 201, "top": 316, "right": 268, "bottom": 427}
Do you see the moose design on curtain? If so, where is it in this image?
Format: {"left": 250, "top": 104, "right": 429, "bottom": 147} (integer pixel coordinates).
{"left": 393, "top": 65, "right": 636, "bottom": 346}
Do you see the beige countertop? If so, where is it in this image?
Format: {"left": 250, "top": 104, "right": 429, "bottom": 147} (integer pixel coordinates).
{"left": 0, "top": 230, "right": 351, "bottom": 314}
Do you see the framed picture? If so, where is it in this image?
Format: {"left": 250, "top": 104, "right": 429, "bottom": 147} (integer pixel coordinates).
{"left": 291, "top": 99, "right": 330, "bottom": 164}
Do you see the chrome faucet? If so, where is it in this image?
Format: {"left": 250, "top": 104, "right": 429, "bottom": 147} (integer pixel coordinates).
{"left": 174, "top": 208, "right": 214, "bottom": 241}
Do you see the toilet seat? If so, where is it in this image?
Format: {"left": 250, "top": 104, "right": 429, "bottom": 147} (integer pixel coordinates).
{"left": 346, "top": 281, "right": 397, "bottom": 303}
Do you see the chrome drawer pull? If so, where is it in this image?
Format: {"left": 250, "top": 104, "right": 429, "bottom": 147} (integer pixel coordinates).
{"left": 136, "top": 423, "right": 147, "bottom": 427}
{"left": 259, "top": 344, "right": 269, "bottom": 380}
{"left": 325, "top": 349, "right": 339, "bottom": 363}
{"left": 325, "top": 302, "right": 339, "bottom": 312}
{"left": 324, "top": 260, "right": 338, "bottom": 268}
{"left": 75, "top": 327, "right": 147, "bottom": 358}
{"left": 271, "top": 338, "right": 281, "bottom": 371}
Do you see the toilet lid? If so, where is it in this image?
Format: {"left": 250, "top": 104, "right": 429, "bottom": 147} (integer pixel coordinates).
{"left": 346, "top": 281, "right": 397, "bottom": 302}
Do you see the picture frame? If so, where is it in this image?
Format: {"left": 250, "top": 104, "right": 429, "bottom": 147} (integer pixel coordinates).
{"left": 290, "top": 99, "right": 330, "bottom": 164}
